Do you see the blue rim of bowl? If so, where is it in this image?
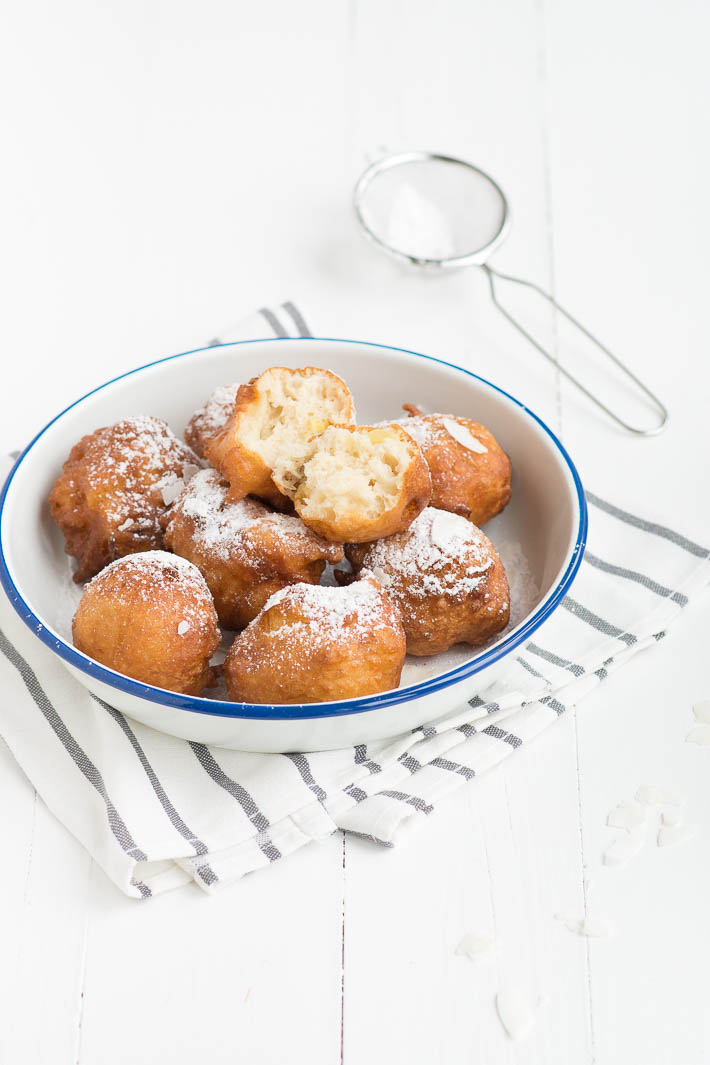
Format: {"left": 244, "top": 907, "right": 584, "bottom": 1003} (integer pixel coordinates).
{"left": 0, "top": 337, "right": 588, "bottom": 720}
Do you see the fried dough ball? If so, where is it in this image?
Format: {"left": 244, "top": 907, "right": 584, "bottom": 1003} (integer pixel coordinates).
{"left": 206, "top": 366, "right": 355, "bottom": 508}
{"left": 390, "top": 406, "right": 511, "bottom": 525}
{"left": 72, "top": 551, "right": 220, "bottom": 694}
{"left": 346, "top": 507, "right": 509, "bottom": 656}
{"left": 274, "top": 424, "right": 432, "bottom": 543}
{"left": 164, "top": 468, "right": 344, "bottom": 629}
{"left": 49, "top": 415, "right": 202, "bottom": 583}
{"left": 184, "top": 382, "right": 239, "bottom": 458}
{"left": 224, "top": 576, "right": 405, "bottom": 704}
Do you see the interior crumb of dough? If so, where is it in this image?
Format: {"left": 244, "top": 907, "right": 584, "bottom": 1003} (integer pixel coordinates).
{"left": 285, "top": 426, "right": 415, "bottom": 522}
{"left": 239, "top": 370, "right": 353, "bottom": 474}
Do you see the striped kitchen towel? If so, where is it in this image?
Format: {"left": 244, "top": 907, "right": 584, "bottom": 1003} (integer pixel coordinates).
{"left": 0, "top": 302, "right": 708, "bottom": 898}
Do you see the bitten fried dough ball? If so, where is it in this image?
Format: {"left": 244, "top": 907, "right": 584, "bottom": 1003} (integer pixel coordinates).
{"left": 346, "top": 507, "right": 509, "bottom": 656}
{"left": 184, "top": 382, "right": 239, "bottom": 458}
{"left": 274, "top": 424, "right": 432, "bottom": 543}
{"left": 49, "top": 416, "right": 202, "bottom": 583}
{"left": 224, "top": 577, "right": 406, "bottom": 704}
{"left": 391, "top": 407, "right": 511, "bottom": 525}
{"left": 72, "top": 551, "right": 220, "bottom": 694}
{"left": 164, "top": 468, "right": 344, "bottom": 629}
{"left": 205, "top": 366, "right": 355, "bottom": 507}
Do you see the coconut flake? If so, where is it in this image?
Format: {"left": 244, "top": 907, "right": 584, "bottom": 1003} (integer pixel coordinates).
{"left": 430, "top": 510, "right": 471, "bottom": 551}
{"left": 495, "top": 989, "right": 535, "bottom": 1041}
{"left": 603, "top": 832, "right": 645, "bottom": 867}
{"left": 606, "top": 801, "right": 647, "bottom": 832}
{"left": 177, "top": 620, "right": 190, "bottom": 635}
{"left": 692, "top": 700, "right": 710, "bottom": 722}
{"left": 635, "top": 785, "right": 684, "bottom": 807}
{"left": 369, "top": 566, "right": 391, "bottom": 588}
{"left": 441, "top": 417, "right": 488, "bottom": 453}
{"left": 159, "top": 473, "right": 184, "bottom": 506}
{"left": 455, "top": 933, "right": 494, "bottom": 960}
{"left": 685, "top": 724, "right": 710, "bottom": 746}
{"left": 556, "top": 914, "right": 613, "bottom": 938}
{"left": 657, "top": 824, "right": 695, "bottom": 848}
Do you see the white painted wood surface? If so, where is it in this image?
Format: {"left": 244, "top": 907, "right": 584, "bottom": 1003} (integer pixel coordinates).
{"left": 2, "top": 1, "right": 709, "bottom": 1061}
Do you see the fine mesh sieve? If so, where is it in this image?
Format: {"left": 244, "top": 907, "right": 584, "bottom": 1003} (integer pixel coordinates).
{"left": 354, "top": 151, "right": 667, "bottom": 436}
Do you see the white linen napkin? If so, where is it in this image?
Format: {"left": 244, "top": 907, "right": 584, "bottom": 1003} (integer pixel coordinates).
{"left": 1, "top": 302, "right": 708, "bottom": 898}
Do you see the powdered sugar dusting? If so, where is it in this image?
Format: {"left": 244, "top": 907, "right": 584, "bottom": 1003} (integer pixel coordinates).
{"left": 185, "top": 383, "right": 239, "bottom": 455}
{"left": 362, "top": 507, "right": 494, "bottom": 600}
{"left": 84, "top": 550, "right": 213, "bottom": 621}
{"left": 387, "top": 415, "right": 438, "bottom": 448}
{"left": 495, "top": 539, "right": 539, "bottom": 629}
{"left": 390, "top": 413, "right": 488, "bottom": 455}
{"left": 80, "top": 551, "right": 217, "bottom": 646}
{"left": 256, "top": 578, "right": 397, "bottom": 650}
{"left": 75, "top": 415, "right": 201, "bottom": 529}
{"left": 169, "top": 468, "right": 341, "bottom": 562}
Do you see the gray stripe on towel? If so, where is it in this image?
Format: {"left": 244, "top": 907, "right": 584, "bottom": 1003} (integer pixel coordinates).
{"left": 344, "top": 784, "right": 368, "bottom": 803}
{"left": 397, "top": 753, "right": 422, "bottom": 774}
{"left": 379, "top": 790, "right": 433, "bottom": 814}
{"left": 583, "top": 551, "right": 689, "bottom": 606}
{"left": 94, "top": 697, "right": 214, "bottom": 862}
{"left": 515, "top": 655, "right": 550, "bottom": 683}
{"left": 539, "top": 695, "right": 567, "bottom": 715}
{"left": 354, "top": 744, "right": 382, "bottom": 774}
{"left": 0, "top": 629, "right": 149, "bottom": 865}
{"left": 346, "top": 830, "right": 394, "bottom": 848}
{"left": 561, "top": 597, "right": 637, "bottom": 645}
{"left": 526, "top": 642, "right": 585, "bottom": 677}
{"left": 430, "top": 757, "right": 476, "bottom": 781}
{"left": 482, "top": 724, "right": 523, "bottom": 749}
{"left": 189, "top": 743, "right": 281, "bottom": 862}
{"left": 284, "top": 752, "right": 327, "bottom": 803}
{"left": 281, "top": 301, "right": 311, "bottom": 337}
{"left": 587, "top": 492, "right": 709, "bottom": 559}
{"left": 259, "top": 307, "right": 288, "bottom": 337}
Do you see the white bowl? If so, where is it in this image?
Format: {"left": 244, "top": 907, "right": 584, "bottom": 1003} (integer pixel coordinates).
{"left": 0, "top": 338, "right": 587, "bottom": 752}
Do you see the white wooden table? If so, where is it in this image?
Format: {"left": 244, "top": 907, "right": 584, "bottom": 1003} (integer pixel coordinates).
{"left": 2, "top": 2, "right": 709, "bottom": 1061}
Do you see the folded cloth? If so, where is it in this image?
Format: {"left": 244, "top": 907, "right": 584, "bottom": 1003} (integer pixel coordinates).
{"left": 1, "top": 303, "right": 708, "bottom": 898}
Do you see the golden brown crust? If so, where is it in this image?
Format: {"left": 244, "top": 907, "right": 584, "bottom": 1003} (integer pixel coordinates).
{"left": 223, "top": 577, "right": 405, "bottom": 704}
{"left": 396, "top": 410, "right": 511, "bottom": 525}
{"left": 398, "top": 550, "right": 509, "bottom": 656}
{"left": 72, "top": 552, "right": 220, "bottom": 694}
{"left": 164, "top": 469, "right": 343, "bottom": 630}
{"left": 292, "top": 425, "right": 432, "bottom": 543}
{"left": 205, "top": 366, "right": 355, "bottom": 507}
{"left": 348, "top": 508, "right": 510, "bottom": 656}
{"left": 205, "top": 376, "right": 275, "bottom": 501}
{"left": 49, "top": 416, "right": 201, "bottom": 583}
{"left": 184, "top": 382, "right": 239, "bottom": 458}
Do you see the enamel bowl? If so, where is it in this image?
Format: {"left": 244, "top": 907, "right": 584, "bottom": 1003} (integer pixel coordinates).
{"left": 0, "top": 338, "right": 587, "bottom": 752}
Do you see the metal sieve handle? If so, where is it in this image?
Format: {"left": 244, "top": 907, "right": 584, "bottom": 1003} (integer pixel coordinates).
{"left": 482, "top": 264, "right": 669, "bottom": 435}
